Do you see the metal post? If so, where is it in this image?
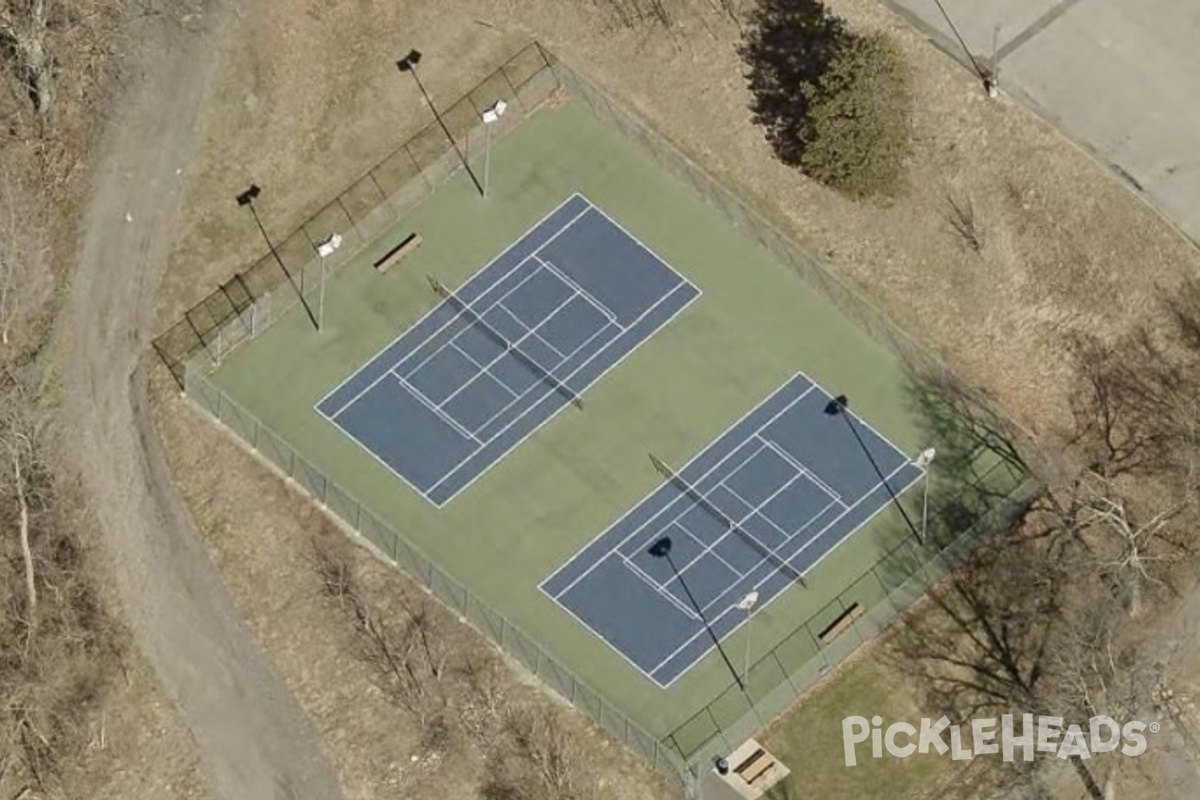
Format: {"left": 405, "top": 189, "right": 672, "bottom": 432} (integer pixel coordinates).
{"left": 481, "top": 99, "right": 507, "bottom": 199}
{"left": 736, "top": 591, "right": 759, "bottom": 685}
{"left": 397, "top": 50, "right": 484, "bottom": 197}
{"left": 313, "top": 232, "right": 342, "bottom": 333}
{"left": 825, "top": 394, "right": 926, "bottom": 544}
{"left": 318, "top": 255, "right": 327, "bottom": 331}
{"left": 915, "top": 448, "right": 937, "bottom": 544}
{"left": 237, "top": 185, "right": 319, "bottom": 331}
{"left": 483, "top": 121, "right": 492, "bottom": 198}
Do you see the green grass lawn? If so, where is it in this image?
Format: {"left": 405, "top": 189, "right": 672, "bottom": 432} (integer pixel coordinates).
{"left": 760, "top": 654, "right": 964, "bottom": 799}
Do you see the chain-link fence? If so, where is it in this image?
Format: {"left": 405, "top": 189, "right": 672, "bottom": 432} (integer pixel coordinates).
{"left": 544, "top": 54, "right": 1047, "bottom": 777}
{"left": 546, "top": 56, "right": 1065, "bottom": 484}
{"left": 188, "top": 362, "right": 1037, "bottom": 794}
{"left": 184, "top": 364, "right": 696, "bottom": 789}
{"left": 153, "top": 43, "right": 559, "bottom": 388}
{"left": 661, "top": 466, "right": 1039, "bottom": 772}
{"left": 174, "top": 45, "right": 1047, "bottom": 795}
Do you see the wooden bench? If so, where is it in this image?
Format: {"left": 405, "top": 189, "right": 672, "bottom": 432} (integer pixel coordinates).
{"left": 818, "top": 602, "right": 865, "bottom": 644}
{"left": 373, "top": 232, "right": 422, "bottom": 274}
{"left": 734, "top": 747, "right": 776, "bottom": 785}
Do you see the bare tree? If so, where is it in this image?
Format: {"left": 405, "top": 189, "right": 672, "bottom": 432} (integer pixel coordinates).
{"left": 0, "top": 171, "right": 49, "bottom": 348}
{"left": 1074, "top": 473, "right": 1192, "bottom": 619}
{"left": 309, "top": 532, "right": 455, "bottom": 749}
{"left": 484, "top": 707, "right": 597, "bottom": 800}
{"left": 943, "top": 191, "right": 984, "bottom": 254}
{"left": 893, "top": 534, "right": 1063, "bottom": 721}
{"left": 1067, "top": 330, "right": 1197, "bottom": 480}
{"left": 0, "top": 0, "right": 55, "bottom": 114}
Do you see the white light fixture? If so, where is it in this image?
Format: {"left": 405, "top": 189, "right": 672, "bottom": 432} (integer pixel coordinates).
{"left": 735, "top": 591, "right": 759, "bottom": 612}
{"left": 915, "top": 447, "right": 937, "bottom": 468}
{"left": 482, "top": 99, "right": 508, "bottom": 125}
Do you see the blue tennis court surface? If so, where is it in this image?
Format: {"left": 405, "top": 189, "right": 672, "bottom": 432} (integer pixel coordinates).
{"left": 541, "top": 373, "right": 924, "bottom": 687}
{"left": 316, "top": 194, "right": 700, "bottom": 506}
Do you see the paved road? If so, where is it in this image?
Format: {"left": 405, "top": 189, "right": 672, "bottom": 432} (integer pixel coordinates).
{"left": 65, "top": 3, "right": 347, "bottom": 799}
{"left": 884, "top": 0, "right": 1200, "bottom": 246}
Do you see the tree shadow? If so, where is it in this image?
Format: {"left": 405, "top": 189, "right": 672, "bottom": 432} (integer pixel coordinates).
{"left": 739, "top": 0, "right": 846, "bottom": 167}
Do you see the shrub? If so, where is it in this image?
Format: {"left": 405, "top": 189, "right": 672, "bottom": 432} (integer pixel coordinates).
{"left": 798, "top": 31, "right": 912, "bottom": 199}
{"left": 742, "top": 0, "right": 913, "bottom": 199}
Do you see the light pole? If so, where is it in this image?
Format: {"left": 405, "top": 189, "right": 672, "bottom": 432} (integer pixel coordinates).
{"left": 649, "top": 536, "right": 747, "bottom": 693}
{"left": 313, "top": 232, "right": 342, "bottom": 332}
{"left": 396, "top": 49, "right": 484, "bottom": 197}
{"left": 735, "top": 591, "right": 759, "bottom": 685}
{"left": 481, "top": 99, "right": 508, "bottom": 199}
{"left": 236, "top": 185, "right": 318, "bottom": 330}
{"left": 914, "top": 447, "right": 937, "bottom": 543}
{"left": 824, "top": 394, "right": 925, "bottom": 544}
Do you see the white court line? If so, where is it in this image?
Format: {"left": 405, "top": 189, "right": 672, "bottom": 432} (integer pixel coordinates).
{"left": 539, "top": 369, "right": 923, "bottom": 687}
{"left": 605, "top": 441, "right": 770, "bottom": 582}
{"left": 461, "top": 320, "right": 614, "bottom": 442}
{"left": 668, "top": 470, "right": 813, "bottom": 616}
{"left": 661, "top": 461, "right": 803, "bottom": 582}
{"left": 530, "top": 328, "right": 568, "bottom": 360}
{"left": 449, "top": 343, "right": 519, "bottom": 398}
{"left": 695, "top": 492, "right": 840, "bottom": 618}
{"left": 648, "top": 460, "right": 917, "bottom": 683}
{"left": 428, "top": 288, "right": 581, "bottom": 411}
{"left": 390, "top": 372, "right": 481, "bottom": 444}
{"left": 428, "top": 277, "right": 701, "bottom": 503}
{"left": 619, "top": 554, "right": 700, "bottom": 621}
{"left": 389, "top": 251, "right": 617, "bottom": 444}
{"left": 322, "top": 253, "right": 540, "bottom": 422}
{"left": 532, "top": 254, "right": 621, "bottom": 326}
{"left": 719, "top": 480, "right": 829, "bottom": 549}
{"left": 546, "top": 383, "right": 817, "bottom": 600}
{"left": 316, "top": 193, "right": 590, "bottom": 419}
{"left": 578, "top": 201, "right": 697, "bottom": 303}
{"left": 669, "top": 521, "right": 748, "bottom": 583}
{"left": 758, "top": 436, "right": 844, "bottom": 504}
{"left": 318, "top": 193, "right": 701, "bottom": 512}
{"left": 395, "top": 263, "right": 549, "bottom": 385}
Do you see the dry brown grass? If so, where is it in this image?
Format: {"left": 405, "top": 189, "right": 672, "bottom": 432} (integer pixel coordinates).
{"left": 0, "top": 2, "right": 213, "bottom": 798}
{"left": 150, "top": 0, "right": 1200, "bottom": 798}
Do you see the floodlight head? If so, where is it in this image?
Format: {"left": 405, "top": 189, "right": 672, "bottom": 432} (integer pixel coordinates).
{"left": 396, "top": 49, "right": 422, "bottom": 71}
{"left": 649, "top": 537, "right": 673, "bottom": 559}
{"left": 316, "top": 232, "right": 343, "bottom": 258}
{"left": 824, "top": 394, "right": 849, "bottom": 416}
{"left": 735, "top": 591, "right": 759, "bottom": 611}
{"left": 482, "top": 99, "right": 508, "bottom": 124}
{"left": 915, "top": 447, "right": 937, "bottom": 468}
{"left": 235, "top": 184, "right": 261, "bottom": 206}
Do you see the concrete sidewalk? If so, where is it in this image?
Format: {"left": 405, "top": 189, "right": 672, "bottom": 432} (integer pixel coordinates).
{"left": 884, "top": 0, "right": 1200, "bottom": 247}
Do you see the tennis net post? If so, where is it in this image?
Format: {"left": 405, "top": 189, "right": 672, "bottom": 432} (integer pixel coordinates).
{"left": 427, "top": 274, "right": 583, "bottom": 411}
{"left": 648, "top": 452, "right": 807, "bottom": 588}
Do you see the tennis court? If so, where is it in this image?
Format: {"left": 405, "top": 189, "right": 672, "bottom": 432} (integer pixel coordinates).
{"left": 541, "top": 373, "right": 925, "bottom": 687}
{"left": 316, "top": 193, "right": 700, "bottom": 506}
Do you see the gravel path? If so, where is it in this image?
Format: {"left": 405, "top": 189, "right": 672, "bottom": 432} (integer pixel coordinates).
{"left": 65, "top": 4, "right": 346, "bottom": 799}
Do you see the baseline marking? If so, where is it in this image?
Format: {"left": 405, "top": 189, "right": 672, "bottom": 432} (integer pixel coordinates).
{"left": 390, "top": 372, "right": 481, "bottom": 444}
{"left": 619, "top": 554, "right": 701, "bottom": 622}
{"left": 547, "top": 383, "right": 817, "bottom": 600}
{"left": 427, "top": 277, "right": 700, "bottom": 501}
{"left": 647, "top": 459, "right": 916, "bottom": 680}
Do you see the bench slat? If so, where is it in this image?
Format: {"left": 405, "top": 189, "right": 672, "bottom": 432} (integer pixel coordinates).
{"left": 374, "top": 233, "right": 422, "bottom": 274}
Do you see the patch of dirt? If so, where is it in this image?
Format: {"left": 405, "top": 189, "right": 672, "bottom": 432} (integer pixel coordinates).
{"left": 64, "top": 2, "right": 346, "bottom": 799}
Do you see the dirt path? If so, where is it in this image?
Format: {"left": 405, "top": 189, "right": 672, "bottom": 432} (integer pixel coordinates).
{"left": 64, "top": 4, "right": 346, "bottom": 799}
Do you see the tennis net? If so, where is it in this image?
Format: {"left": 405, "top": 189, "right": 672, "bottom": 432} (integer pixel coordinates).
{"left": 428, "top": 275, "right": 583, "bottom": 410}
{"left": 648, "top": 453, "right": 806, "bottom": 587}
